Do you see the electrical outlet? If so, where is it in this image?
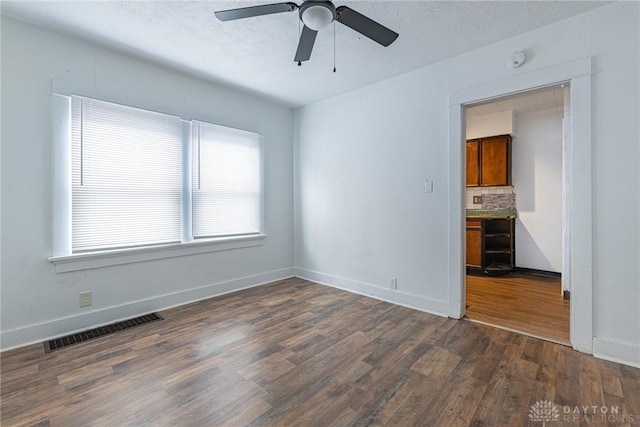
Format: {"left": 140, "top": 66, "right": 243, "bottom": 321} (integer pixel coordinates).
{"left": 389, "top": 277, "right": 398, "bottom": 290}
{"left": 79, "top": 291, "right": 92, "bottom": 308}
{"left": 473, "top": 195, "right": 483, "bottom": 205}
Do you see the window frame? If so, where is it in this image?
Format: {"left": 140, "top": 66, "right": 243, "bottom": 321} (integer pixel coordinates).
{"left": 191, "top": 120, "right": 263, "bottom": 240}
{"left": 49, "top": 93, "right": 266, "bottom": 273}
{"left": 70, "top": 95, "right": 184, "bottom": 252}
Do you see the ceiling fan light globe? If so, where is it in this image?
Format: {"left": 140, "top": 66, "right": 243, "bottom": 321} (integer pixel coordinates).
{"left": 301, "top": 5, "right": 334, "bottom": 31}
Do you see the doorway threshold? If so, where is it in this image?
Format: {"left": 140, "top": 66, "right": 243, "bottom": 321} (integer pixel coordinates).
{"left": 463, "top": 316, "right": 570, "bottom": 347}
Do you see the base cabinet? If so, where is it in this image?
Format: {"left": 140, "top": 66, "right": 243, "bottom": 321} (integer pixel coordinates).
{"left": 466, "top": 219, "right": 483, "bottom": 268}
{"left": 466, "top": 217, "right": 515, "bottom": 275}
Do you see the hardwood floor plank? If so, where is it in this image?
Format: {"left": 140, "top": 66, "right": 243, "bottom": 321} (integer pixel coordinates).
{"left": 494, "top": 357, "right": 538, "bottom": 426}
{"left": 433, "top": 376, "right": 488, "bottom": 427}
{"left": 349, "top": 343, "right": 432, "bottom": 424}
{"left": 469, "top": 338, "right": 506, "bottom": 383}
{"left": 469, "top": 364, "right": 511, "bottom": 426}
{"left": 1, "top": 278, "right": 638, "bottom": 427}
{"left": 465, "top": 273, "right": 570, "bottom": 344}
{"left": 579, "top": 354, "right": 606, "bottom": 408}
{"left": 385, "top": 373, "right": 443, "bottom": 426}
{"left": 414, "top": 371, "right": 487, "bottom": 426}
{"left": 268, "top": 360, "right": 372, "bottom": 426}
{"left": 83, "top": 384, "right": 170, "bottom": 427}
{"left": 237, "top": 350, "right": 297, "bottom": 385}
{"left": 555, "top": 345, "right": 582, "bottom": 407}
{"left": 253, "top": 330, "right": 377, "bottom": 420}
{"left": 326, "top": 407, "right": 360, "bottom": 427}
{"left": 534, "top": 341, "right": 560, "bottom": 384}
{"left": 156, "top": 373, "right": 266, "bottom": 426}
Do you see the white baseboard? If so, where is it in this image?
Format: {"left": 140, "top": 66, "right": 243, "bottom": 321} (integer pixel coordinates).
{"left": 294, "top": 267, "right": 449, "bottom": 317}
{"left": 0, "top": 268, "right": 294, "bottom": 352}
{"left": 593, "top": 337, "right": 640, "bottom": 368}
{"left": 9, "top": 266, "right": 636, "bottom": 369}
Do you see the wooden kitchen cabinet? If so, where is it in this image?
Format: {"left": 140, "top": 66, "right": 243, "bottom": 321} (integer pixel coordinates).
{"left": 466, "top": 219, "right": 483, "bottom": 268}
{"left": 466, "top": 217, "right": 515, "bottom": 275}
{"left": 466, "top": 135, "right": 512, "bottom": 187}
{"left": 466, "top": 140, "right": 480, "bottom": 187}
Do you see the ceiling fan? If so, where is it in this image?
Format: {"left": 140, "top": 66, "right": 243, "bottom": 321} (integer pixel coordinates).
{"left": 214, "top": 1, "right": 399, "bottom": 64}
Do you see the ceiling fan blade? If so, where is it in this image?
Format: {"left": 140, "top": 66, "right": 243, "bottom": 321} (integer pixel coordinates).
{"left": 215, "top": 2, "right": 298, "bottom": 21}
{"left": 294, "top": 25, "right": 318, "bottom": 62}
{"left": 335, "top": 6, "right": 398, "bottom": 47}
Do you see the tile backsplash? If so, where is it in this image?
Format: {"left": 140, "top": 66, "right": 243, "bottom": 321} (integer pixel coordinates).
{"left": 482, "top": 193, "right": 516, "bottom": 210}
{"left": 466, "top": 186, "right": 516, "bottom": 210}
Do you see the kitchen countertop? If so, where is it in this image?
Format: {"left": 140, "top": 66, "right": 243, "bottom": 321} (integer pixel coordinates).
{"left": 466, "top": 209, "right": 517, "bottom": 219}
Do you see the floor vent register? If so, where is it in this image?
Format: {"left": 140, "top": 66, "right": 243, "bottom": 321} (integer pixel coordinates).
{"left": 43, "top": 312, "right": 163, "bottom": 353}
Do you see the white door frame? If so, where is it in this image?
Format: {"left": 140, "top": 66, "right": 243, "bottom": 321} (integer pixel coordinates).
{"left": 447, "top": 57, "right": 593, "bottom": 354}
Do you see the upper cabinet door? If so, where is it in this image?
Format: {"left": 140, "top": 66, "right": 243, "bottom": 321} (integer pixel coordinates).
{"left": 480, "top": 135, "right": 511, "bottom": 186}
{"left": 466, "top": 140, "right": 480, "bottom": 187}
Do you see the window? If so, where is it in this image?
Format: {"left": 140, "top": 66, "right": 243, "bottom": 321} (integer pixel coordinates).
{"left": 192, "top": 121, "right": 261, "bottom": 239}
{"left": 71, "top": 96, "right": 183, "bottom": 252}
{"left": 51, "top": 94, "right": 264, "bottom": 269}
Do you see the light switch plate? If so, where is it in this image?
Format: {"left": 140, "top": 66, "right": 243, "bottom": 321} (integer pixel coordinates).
{"left": 473, "top": 196, "right": 482, "bottom": 204}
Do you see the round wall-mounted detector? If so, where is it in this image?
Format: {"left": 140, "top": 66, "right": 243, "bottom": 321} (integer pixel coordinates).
{"left": 507, "top": 51, "right": 527, "bottom": 68}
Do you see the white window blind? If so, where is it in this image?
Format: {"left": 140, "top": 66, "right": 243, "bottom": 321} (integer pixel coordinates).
{"left": 71, "top": 96, "right": 182, "bottom": 252}
{"left": 192, "top": 121, "right": 261, "bottom": 239}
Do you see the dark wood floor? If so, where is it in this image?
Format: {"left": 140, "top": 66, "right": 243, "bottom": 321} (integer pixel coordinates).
{"left": 466, "top": 273, "right": 570, "bottom": 345}
{"left": 2, "top": 278, "right": 639, "bottom": 426}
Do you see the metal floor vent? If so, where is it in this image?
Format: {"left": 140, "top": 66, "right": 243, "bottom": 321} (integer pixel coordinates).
{"left": 44, "top": 312, "right": 163, "bottom": 353}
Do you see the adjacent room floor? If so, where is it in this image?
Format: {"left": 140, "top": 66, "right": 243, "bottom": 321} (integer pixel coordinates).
{"left": 465, "top": 273, "right": 570, "bottom": 345}
{"left": 2, "top": 278, "right": 637, "bottom": 426}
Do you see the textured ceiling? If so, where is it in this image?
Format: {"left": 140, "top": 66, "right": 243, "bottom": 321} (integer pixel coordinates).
{"left": 2, "top": 1, "right": 606, "bottom": 107}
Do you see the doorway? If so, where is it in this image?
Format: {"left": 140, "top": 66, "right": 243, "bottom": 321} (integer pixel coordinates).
{"left": 462, "top": 86, "right": 570, "bottom": 345}
{"left": 446, "top": 57, "right": 594, "bottom": 354}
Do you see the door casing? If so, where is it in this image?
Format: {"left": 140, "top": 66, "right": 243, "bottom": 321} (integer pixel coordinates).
{"left": 447, "top": 57, "right": 593, "bottom": 354}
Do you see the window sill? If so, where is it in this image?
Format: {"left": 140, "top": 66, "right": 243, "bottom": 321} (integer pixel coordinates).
{"left": 49, "top": 234, "right": 267, "bottom": 273}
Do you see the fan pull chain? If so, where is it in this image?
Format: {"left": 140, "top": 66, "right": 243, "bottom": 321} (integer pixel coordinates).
{"left": 333, "top": 21, "right": 337, "bottom": 73}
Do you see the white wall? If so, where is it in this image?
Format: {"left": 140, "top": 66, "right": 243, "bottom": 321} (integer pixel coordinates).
{"left": 513, "top": 107, "right": 563, "bottom": 273}
{"left": 295, "top": 2, "right": 639, "bottom": 365}
{"left": 0, "top": 17, "right": 295, "bottom": 349}
{"left": 466, "top": 110, "right": 514, "bottom": 140}
{"left": 293, "top": 64, "right": 453, "bottom": 314}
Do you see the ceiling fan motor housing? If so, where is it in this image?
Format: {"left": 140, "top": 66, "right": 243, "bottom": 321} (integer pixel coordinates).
{"left": 299, "top": 1, "right": 336, "bottom": 31}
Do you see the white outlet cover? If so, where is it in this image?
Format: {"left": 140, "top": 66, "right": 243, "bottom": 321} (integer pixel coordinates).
{"left": 80, "top": 291, "right": 92, "bottom": 307}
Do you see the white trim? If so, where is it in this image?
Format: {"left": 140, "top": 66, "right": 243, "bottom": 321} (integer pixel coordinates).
{"left": 449, "top": 57, "right": 592, "bottom": 106}
{"left": 593, "top": 337, "right": 640, "bottom": 368}
{"left": 259, "top": 135, "right": 266, "bottom": 234}
{"left": 0, "top": 268, "right": 294, "bottom": 352}
{"left": 447, "top": 57, "right": 593, "bottom": 353}
{"left": 567, "top": 73, "right": 593, "bottom": 354}
{"left": 561, "top": 86, "right": 572, "bottom": 294}
{"left": 295, "top": 267, "right": 449, "bottom": 317}
{"left": 181, "top": 120, "right": 194, "bottom": 243}
{"left": 49, "top": 234, "right": 267, "bottom": 273}
{"left": 448, "top": 103, "right": 465, "bottom": 319}
{"left": 52, "top": 78, "right": 179, "bottom": 121}
{"left": 51, "top": 94, "right": 72, "bottom": 257}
